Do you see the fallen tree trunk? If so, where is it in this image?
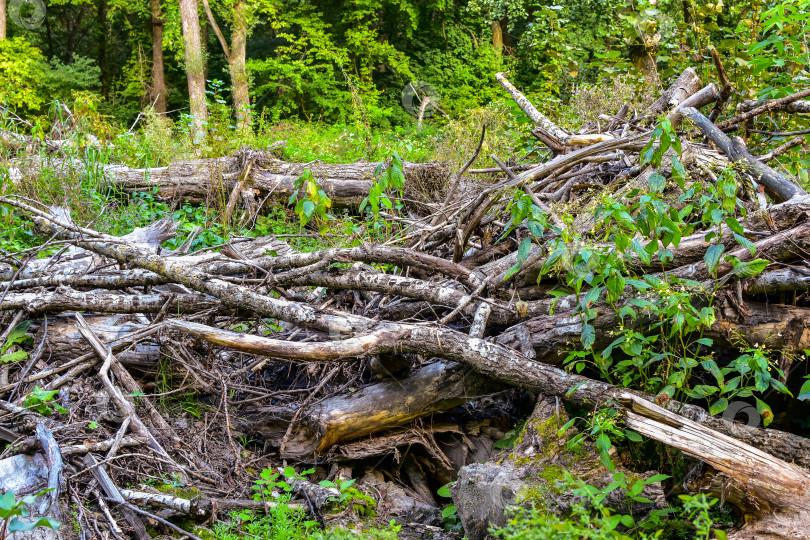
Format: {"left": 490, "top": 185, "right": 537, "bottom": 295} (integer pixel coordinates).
{"left": 681, "top": 106, "right": 806, "bottom": 202}
{"left": 622, "top": 393, "right": 810, "bottom": 539}
{"left": 9, "top": 153, "right": 449, "bottom": 208}
{"left": 241, "top": 360, "right": 499, "bottom": 458}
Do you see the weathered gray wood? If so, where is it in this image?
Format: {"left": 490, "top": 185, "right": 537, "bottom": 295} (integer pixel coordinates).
{"left": 82, "top": 453, "right": 150, "bottom": 540}
{"left": 623, "top": 393, "right": 810, "bottom": 539}
{"left": 681, "top": 106, "right": 806, "bottom": 201}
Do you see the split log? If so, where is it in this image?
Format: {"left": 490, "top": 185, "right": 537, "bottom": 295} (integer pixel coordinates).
{"left": 242, "top": 360, "right": 499, "bottom": 458}
{"left": 622, "top": 393, "right": 810, "bottom": 539}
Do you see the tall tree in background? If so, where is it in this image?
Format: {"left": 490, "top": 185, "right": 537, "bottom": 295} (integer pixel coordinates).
{"left": 0, "top": 0, "right": 5, "bottom": 40}
{"left": 201, "top": 0, "right": 250, "bottom": 131}
{"left": 149, "top": 0, "right": 167, "bottom": 112}
{"left": 178, "top": 0, "right": 207, "bottom": 134}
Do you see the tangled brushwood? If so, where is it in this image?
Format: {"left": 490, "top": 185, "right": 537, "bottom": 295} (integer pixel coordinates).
{"left": 1, "top": 66, "right": 810, "bottom": 540}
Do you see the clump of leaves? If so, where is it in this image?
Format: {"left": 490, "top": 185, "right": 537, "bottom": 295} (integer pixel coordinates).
{"left": 288, "top": 169, "right": 333, "bottom": 233}
{"left": 0, "top": 489, "right": 60, "bottom": 539}
{"left": 22, "top": 386, "right": 67, "bottom": 416}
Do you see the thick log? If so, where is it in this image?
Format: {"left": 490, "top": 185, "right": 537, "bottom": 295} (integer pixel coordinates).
{"left": 243, "top": 360, "right": 498, "bottom": 458}
{"left": 681, "top": 106, "right": 806, "bottom": 202}
{"left": 622, "top": 393, "right": 810, "bottom": 539}
{"left": 41, "top": 315, "right": 159, "bottom": 367}
{"left": 0, "top": 288, "right": 218, "bottom": 315}
{"left": 166, "top": 318, "right": 810, "bottom": 469}
{"left": 647, "top": 67, "right": 703, "bottom": 118}
{"left": 11, "top": 153, "right": 449, "bottom": 208}
{"left": 745, "top": 267, "right": 810, "bottom": 294}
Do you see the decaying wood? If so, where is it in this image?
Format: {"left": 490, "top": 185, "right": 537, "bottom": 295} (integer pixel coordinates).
{"left": 681, "top": 106, "right": 806, "bottom": 201}
{"left": 2, "top": 63, "right": 810, "bottom": 539}
{"left": 622, "top": 393, "right": 810, "bottom": 539}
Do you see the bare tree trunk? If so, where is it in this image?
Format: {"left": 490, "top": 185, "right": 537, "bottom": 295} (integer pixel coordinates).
{"left": 229, "top": 0, "right": 250, "bottom": 132}
{"left": 201, "top": 0, "right": 251, "bottom": 132}
{"left": 149, "top": 0, "right": 167, "bottom": 113}
{"left": 0, "top": 0, "right": 6, "bottom": 40}
{"left": 178, "top": 0, "right": 207, "bottom": 136}
{"left": 491, "top": 20, "right": 502, "bottom": 54}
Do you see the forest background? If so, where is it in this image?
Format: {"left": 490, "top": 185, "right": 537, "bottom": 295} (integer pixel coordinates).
{"left": 0, "top": 0, "right": 806, "bottom": 169}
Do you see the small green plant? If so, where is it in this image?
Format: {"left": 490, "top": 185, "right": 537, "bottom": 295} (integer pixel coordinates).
{"left": 0, "top": 321, "right": 32, "bottom": 364}
{"left": 0, "top": 489, "right": 60, "bottom": 539}
{"left": 437, "top": 482, "right": 462, "bottom": 532}
{"left": 23, "top": 386, "right": 67, "bottom": 416}
{"left": 252, "top": 466, "right": 314, "bottom": 503}
{"left": 288, "top": 169, "right": 333, "bottom": 233}
{"left": 317, "top": 478, "right": 376, "bottom": 516}
{"left": 360, "top": 152, "right": 406, "bottom": 237}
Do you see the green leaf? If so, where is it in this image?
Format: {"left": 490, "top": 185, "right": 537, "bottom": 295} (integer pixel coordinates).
{"left": 624, "top": 430, "right": 642, "bottom": 442}
{"left": 441, "top": 504, "right": 457, "bottom": 518}
{"left": 733, "top": 233, "right": 757, "bottom": 256}
{"left": 704, "top": 243, "right": 725, "bottom": 275}
{"left": 798, "top": 379, "right": 810, "bottom": 401}
{"left": 8, "top": 517, "right": 60, "bottom": 532}
{"left": 630, "top": 239, "right": 651, "bottom": 265}
{"left": 645, "top": 474, "right": 671, "bottom": 484}
{"left": 709, "top": 398, "right": 729, "bottom": 416}
{"left": 0, "top": 351, "right": 28, "bottom": 364}
{"left": 648, "top": 172, "right": 666, "bottom": 192}
{"left": 731, "top": 259, "right": 769, "bottom": 278}
{"left": 595, "top": 433, "right": 611, "bottom": 453}
{"left": 754, "top": 397, "right": 774, "bottom": 426}
{"left": 580, "top": 323, "right": 596, "bottom": 349}
{"left": 437, "top": 483, "right": 452, "bottom": 498}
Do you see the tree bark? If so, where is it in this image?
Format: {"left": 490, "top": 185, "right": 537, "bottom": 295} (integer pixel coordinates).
{"left": 491, "top": 20, "right": 502, "bottom": 53}
{"left": 178, "top": 0, "right": 208, "bottom": 135}
{"left": 242, "top": 360, "right": 498, "bottom": 458}
{"left": 681, "top": 106, "right": 806, "bottom": 202}
{"left": 229, "top": 0, "right": 250, "bottom": 131}
{"left": 201, "top": 0, "right": 250, "bottom": 131}
{"left": 623, "top": 393, "right": 810, "bottom": 539}
{"left": 149, "top": 0, "right": 167, "bottom": 113}
{"left": 0, "top": 0, "right": 6, "bottom": 40}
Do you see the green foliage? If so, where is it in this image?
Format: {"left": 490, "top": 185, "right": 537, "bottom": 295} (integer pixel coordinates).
{"left": 23, "top": 386, "right": 68, "bottom": 416}
{"left": 0, "top": 489, "right": 60, "bottom": 539}
{"left": 210, "top": 507, "right": 317, "bottom": 540}
{"left": 0, "top": 320, "right": 32, "bottom": 364}
{"left": 360, "top": 152, "right": 406, "bottom": 238}
{"left": 289, "top": 169, "right": 333, "bottom": 232}
{"left": 539, "top": 119, "right": 784, "bottom": 463}
{"left": 0, "top": 37, "right": 49, "bottom": 111}
{"left": 436, "top": 482, "right": 462, "bottom": 532}
{"left": 490, "top": 471, "right": 730, "bottom": 539}
{"left": 317, "top": 478, "right": 377, "bottom": 516}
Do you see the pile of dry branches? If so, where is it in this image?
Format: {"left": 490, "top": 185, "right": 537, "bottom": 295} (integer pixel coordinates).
{"left": 1, "top": 66, "right": 810, "bottom": 539}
